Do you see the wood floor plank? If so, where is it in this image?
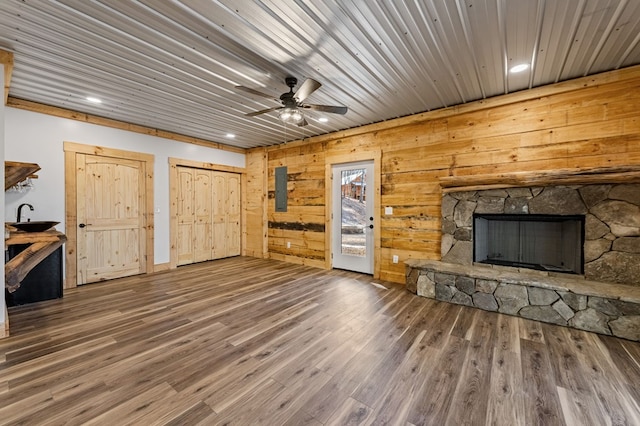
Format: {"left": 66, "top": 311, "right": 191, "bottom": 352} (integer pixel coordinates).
{"left": 210, "top": 377, "right": 285, "bottom": 425}
{"left": 485, "top": 348, "right": 526, "bottom": 426}
{"left": 1, "top": 257, "right": 639, "bottom": 424}
{"left": 420, "top": 300, "right": 461, "bottom": 349}
{"left": 406, "top": 334, "right": 470, "bottom": 425}
{"left": 249, "top": 367, "right": 332, "bottom": 425}
{"left": 303, "top": 315, "right": 409, "bottom": 423}
{"left": 445, "top": 309, "right": 496, "bottom": 425}
{"left": 362, "top": 329, "right": 432, "bottom": 425}
{"left": 162, "top": 401, "right": 215, "bottom": 426}
{"left": 518, "top": 317, "right": 545, "bottom": 343}
{"left": 325, "top": 397, "right": 373, "bottom": 425}
{"left": 495, "top": 312, "right": 520, "bottom": 354}
{"left": 540, "top": 323, "right": 591, "bottom": 392}
{"left": 520, "top": 338, "right": 565, "bottom": 425}
{"left": 556, "top": 386, "right": 607, "bottom": 426}
{"left": 583, "top": 334, "right": 640, "bottom": 425}
{"left": 352, "top": 298, "right": 430, "bottom": 407}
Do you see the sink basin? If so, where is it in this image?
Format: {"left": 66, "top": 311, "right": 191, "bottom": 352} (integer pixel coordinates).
{"left": 12, "top": 221, "right": 60, "bottom": 232}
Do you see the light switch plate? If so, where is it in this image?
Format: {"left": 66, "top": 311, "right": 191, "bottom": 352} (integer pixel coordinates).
{"left": 385, "top": 206, "right": 393, "bottom": 215}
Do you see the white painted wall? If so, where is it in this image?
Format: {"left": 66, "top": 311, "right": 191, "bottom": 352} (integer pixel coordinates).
{"left": 4, "top": 107, "right": 245, "bottom": 268}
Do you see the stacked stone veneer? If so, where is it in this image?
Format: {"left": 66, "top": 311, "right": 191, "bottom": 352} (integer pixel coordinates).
{"left": 441, "top": 184, "right": 640, "bottom": 286}
{"left": 406, "top": 259, "right": 640, "bottom": 341}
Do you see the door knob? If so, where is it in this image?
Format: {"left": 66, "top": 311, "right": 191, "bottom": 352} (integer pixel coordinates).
{"left": 369, "top": 217, "right": 374, "bottom": 221}
{"left": 369, "top": 224, "right": 374, "bottom": 229}
{"left": 79, "top": 223, "right": 86, "bottom": 228}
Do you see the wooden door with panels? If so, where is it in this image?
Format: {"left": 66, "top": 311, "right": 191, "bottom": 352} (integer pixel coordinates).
{"left": 77, "top": 155, "right": 146, "bottom": 283}
{"left": 65, "top": 142, "right": 154, "bottom": 288}
{"left": 176, "top": 166, "right": 195, "bottom": 265}
{"left": 194, "top": 168, "right": 214, "bottom": 262}
{"left": 175, "top": 166, "right": 241, "bottom": 266}
{"left": 212, "top": 171, "right": 241, "bottom": 258}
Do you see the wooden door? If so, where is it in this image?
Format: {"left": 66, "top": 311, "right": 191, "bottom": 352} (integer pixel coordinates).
{"left": 176, "top": 167, "right": 241, "bottom": 265}
{"left": 176, "top": 167, "right": 195, "bottom": 266}
{"left": 212, "top": 171, "right": 241, "bottom": 259}
{"left": 224, "top": 172, "right": 241, "bottom": 257}
{"left": 194, "top": 169, "right": 213, "bottom": 262}
{"left": 77, "top": 154, "right": 146, "bottom": 284}
{"left": 211, "top": 172, "right": 226, "bottom": 259}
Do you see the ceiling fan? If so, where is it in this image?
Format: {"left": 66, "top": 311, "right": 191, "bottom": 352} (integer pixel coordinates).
{"left": 235, "top": 77, "right": 348, "bottom": 126}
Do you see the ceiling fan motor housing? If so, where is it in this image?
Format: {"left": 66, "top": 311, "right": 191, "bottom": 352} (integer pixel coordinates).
{"left": 280, "top": 92, "right": 297, "bottom": 107}
{"left": 285, "top": 76, "right": 298, "bottom": 89}
{"left": 281, "top": 77, "right": 298, "bottom": 108}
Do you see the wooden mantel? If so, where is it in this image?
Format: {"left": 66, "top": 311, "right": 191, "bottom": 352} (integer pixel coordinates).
{"left": 439, "top": 165, "right": 640, "bottom": 193}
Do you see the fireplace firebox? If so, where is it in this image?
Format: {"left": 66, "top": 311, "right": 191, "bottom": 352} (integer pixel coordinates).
{"left": 473, "top": 214, "right": 585, "bottom": 274}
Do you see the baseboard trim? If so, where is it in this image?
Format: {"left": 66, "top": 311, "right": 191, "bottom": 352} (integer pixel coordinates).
{"left": 153, "top": 262, "right": 171, "bottom": 273}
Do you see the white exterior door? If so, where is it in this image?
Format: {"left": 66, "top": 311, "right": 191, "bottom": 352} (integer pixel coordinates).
{"left": 331, "top": 161, "right": 374, "bottom": 274}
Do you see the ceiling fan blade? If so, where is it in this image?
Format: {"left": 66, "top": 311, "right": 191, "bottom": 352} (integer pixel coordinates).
{"left": 303, "top": 104, "right": 348, "bottom": 115}
{"left": 294, "top": 78, "right": 321, "bottom": 102}
{"left": 235, "top": 85, "right": 278, "bottom": 101}
{"left": 245, "top": 106, "right": 282, "bottom": 117}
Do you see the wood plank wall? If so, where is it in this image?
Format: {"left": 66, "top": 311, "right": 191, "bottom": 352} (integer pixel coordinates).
{"left": 265, "top": 142, "right": 327, "bottom": 268}
{"left": 244, "top": 149, "right": 268, "bottom": 259}
{"left": 246, "top": 66, "right": 640, "bottom": 283}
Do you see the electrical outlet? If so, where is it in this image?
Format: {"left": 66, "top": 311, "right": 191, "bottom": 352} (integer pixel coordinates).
{"left": 287, "top": 241, "right": 291, "bottom": 249}
{"left": 392, "top": 255, "right": 399, "bottom": 264}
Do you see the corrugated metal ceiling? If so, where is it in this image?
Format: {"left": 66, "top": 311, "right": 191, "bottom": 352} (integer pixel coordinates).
{"left": 0, "top": 0, "right": 638, "bottom": 149}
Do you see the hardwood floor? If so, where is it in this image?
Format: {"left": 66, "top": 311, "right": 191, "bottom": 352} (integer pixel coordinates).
{"left": 2, "top": 256, "right": 640, "bottom": 425}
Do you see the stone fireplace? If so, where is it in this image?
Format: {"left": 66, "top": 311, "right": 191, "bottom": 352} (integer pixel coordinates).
{"left": 405, "top": 170, "right": 640, "bottom": 341}
{"left": 441, "top": 184, "right": 640, "bottom": 286}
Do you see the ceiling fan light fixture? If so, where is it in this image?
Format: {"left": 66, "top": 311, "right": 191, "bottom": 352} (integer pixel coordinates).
{"left": 279, "top": 107, "right": 303, "bottom": 124}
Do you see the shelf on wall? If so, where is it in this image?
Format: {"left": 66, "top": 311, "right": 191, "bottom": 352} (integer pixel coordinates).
{"left": 5, "top": 161, "right": 40, "bottom": 191}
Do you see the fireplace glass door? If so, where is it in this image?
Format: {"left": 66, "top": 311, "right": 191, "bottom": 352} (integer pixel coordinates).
{"left": 473, "top": 214, "right": 585, "bottom": 274}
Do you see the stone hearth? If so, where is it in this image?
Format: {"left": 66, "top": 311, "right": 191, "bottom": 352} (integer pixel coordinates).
{"left": 406, "top": 259, "right": 640, "bottom": 341}
{"left": 441, "top": 184, "right": 640, "bottom": 286}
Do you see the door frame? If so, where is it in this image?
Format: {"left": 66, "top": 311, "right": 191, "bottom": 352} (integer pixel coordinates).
{"left": 64, "top": 142, "right": 155, "bottom": 289}
{"left": 325, "top": 150, "right": 381, "bottom": 279}
{"left": 168, "top": 158, "right": 246, "bottom": 269}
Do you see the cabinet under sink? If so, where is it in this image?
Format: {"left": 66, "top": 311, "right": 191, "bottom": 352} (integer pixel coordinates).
{"left": 5, "top": 244, "right": 63, "bottom": 306}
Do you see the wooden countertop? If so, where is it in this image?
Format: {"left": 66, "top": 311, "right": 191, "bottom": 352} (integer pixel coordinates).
{"left": 6, "top": 229, "right": 66, "bottom": 245}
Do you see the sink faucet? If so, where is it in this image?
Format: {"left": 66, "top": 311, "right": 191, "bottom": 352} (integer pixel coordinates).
{"left": 17, "top": 203, "right": 34, "bottom": 222}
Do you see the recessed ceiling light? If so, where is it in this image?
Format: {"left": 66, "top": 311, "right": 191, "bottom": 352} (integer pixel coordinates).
{"left": 86, "top": 96, "right": 102, "bottom": 104}
{"left": 318, "top": 117, "right": 329, "bottom": 123}
{"left": 510, "top": 64, "right": 529, "bottom": 73}
{"left": 226, "top": 133, "right": 235, "bottom": 138}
